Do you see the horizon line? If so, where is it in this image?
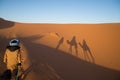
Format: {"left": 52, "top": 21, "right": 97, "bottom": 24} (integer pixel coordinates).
{"left": 1, "top": 17, "right": 120, "bottom": 24}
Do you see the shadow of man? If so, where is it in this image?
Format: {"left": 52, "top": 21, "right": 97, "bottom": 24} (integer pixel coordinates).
{"left": 56, "top": 37, "right": 64, "bottom": 49}
{"left": 67, "top": 36, "right": 78, "bottom": 56}
{"left": 79, "top": 40, "right": 95, "bottom": 63}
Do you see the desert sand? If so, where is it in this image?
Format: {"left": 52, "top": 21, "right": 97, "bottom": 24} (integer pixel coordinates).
{"left": 0, "top": 18, "right": 120, "bottom": 80}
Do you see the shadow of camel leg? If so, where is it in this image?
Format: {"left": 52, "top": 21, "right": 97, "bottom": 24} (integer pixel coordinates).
{"left": 20, "top": 64, "right": 33, "bottom": 80}
{"left": 89, "top": 52, "right": 95, "bottom": 63}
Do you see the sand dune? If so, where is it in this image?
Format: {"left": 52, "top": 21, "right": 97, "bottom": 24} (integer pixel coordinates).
{"left": 0, "top": 18, "right": 120, "bottom": 80}
{"left": 0, "top": 18, "right": 14, "bottom": 29}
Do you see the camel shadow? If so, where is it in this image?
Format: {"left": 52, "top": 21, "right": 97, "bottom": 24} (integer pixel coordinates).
{"left": 79, "top": 40, "right": 95, "bottom": 63}
{"left": 67, "top": 36, "right": 78, "bottom": 56}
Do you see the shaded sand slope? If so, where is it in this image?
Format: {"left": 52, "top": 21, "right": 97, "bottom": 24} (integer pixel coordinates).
{"left": 0, "top": 18, "right": 14, "bottom": 29}
{"left": 20, "top": 35, "right": 120, "bottom": 80}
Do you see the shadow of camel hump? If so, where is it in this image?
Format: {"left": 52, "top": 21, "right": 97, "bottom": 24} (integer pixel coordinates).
{"left": 0, "top": 18, "right": 14, "bottom": 29}
{"left": 79, "top": 39, "right": 95, "bottom": 63}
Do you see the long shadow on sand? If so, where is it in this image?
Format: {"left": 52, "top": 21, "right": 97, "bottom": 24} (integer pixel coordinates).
{"left": 0, "top": 18, "right": 14, "bottom": 29}
{"left": 20, "top": 35, "right": 120, "bottom": 80}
